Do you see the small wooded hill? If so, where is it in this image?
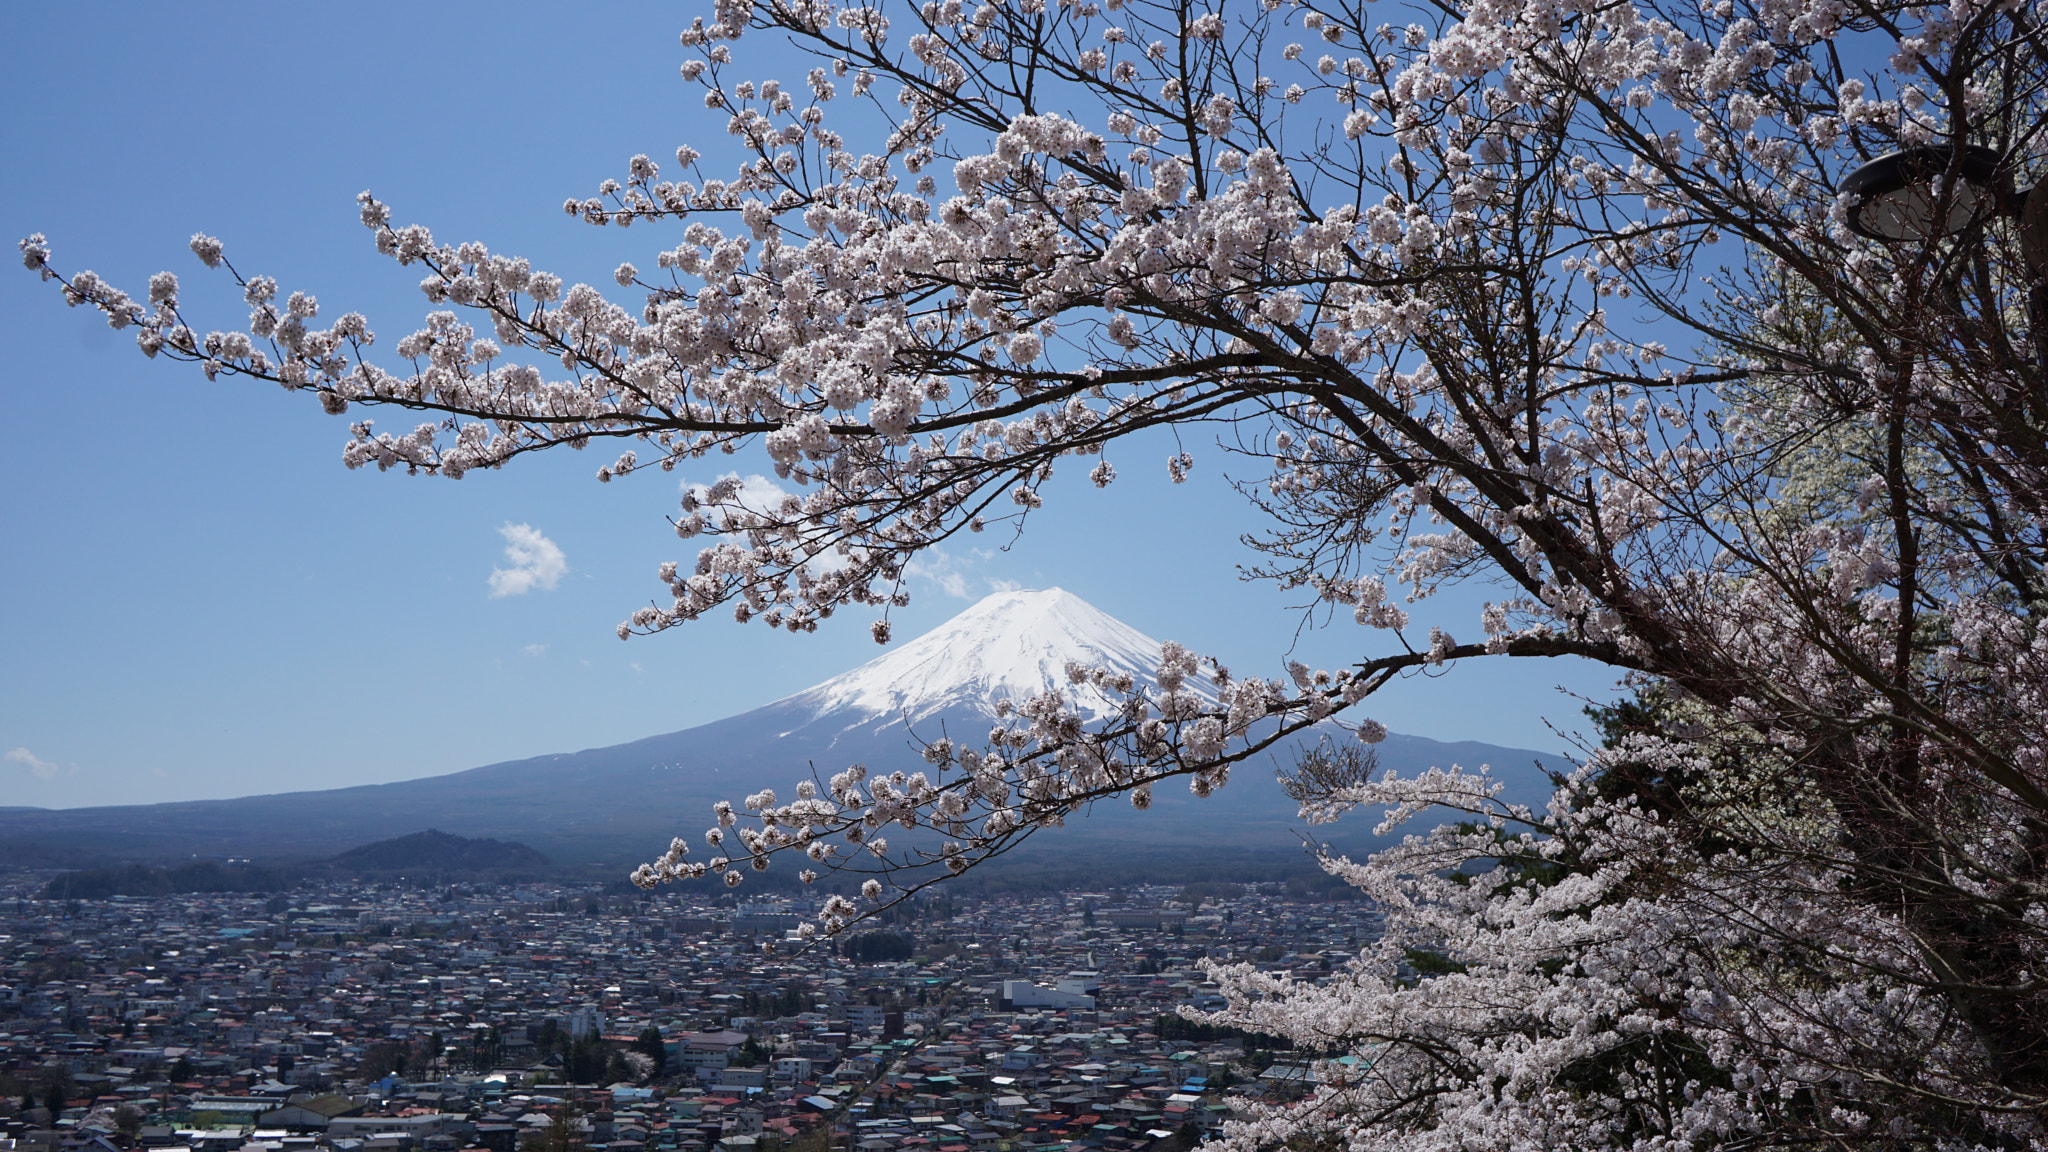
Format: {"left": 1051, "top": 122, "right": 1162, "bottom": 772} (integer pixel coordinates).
{"left": 37, "top": 829, "right": 552, "bottom": 898}
{"left": 327, "top": 828, "right": 550, "bottom": 874}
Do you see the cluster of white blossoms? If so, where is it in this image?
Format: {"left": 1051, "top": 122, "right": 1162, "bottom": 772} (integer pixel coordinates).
{"left": 1186, "top": 736, "right": 2023, "bottom": 1150}
{"left": 27, "top": 0, "right": 2048, "bottom": 1137}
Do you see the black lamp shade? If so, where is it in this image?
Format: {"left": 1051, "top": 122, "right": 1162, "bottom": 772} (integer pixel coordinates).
{"left": 1842, "top": 144, "right": 2005, "bottom": 241}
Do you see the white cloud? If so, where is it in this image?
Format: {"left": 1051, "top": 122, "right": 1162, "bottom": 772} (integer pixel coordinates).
{"left": 489, "top": 523, "right": 568, "bottom": 598}
{"left": 522, "top": 643, "right": 548, "bottom": 658}
{"left": 6, "top": 747, "right": 61, "bottom": 780}
{"left": 686, "top": 471, "right": 779, "bottom": 502}
{"left": 685, "top": 472, "right": 850, "bottom": 573}
{"left": 906, "top": 549, "right": 1026, "bottom": 599}
{"left": 906, "top": 550, "right": 969, "bottom": 598}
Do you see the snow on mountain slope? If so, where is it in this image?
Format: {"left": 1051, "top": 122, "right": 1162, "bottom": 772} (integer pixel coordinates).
{"left": 771, "top": 587, "right": 1194, "bottom": 729}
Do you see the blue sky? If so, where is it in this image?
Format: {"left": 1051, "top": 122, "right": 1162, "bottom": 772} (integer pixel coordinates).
{"left": 0, "top": 2, "right": 1622, "bottom": 809}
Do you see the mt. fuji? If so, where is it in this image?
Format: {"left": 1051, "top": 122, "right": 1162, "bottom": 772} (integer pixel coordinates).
{"left": 769, "top": 587, "right": 1202, "bottom": 736}
{"left": 0, "top": 589, "right": 1567, "bottom": 866}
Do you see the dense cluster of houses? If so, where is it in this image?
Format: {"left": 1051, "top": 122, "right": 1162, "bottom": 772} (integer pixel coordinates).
{"left": 0, "top": 874, "right": 1383, "bottom": 1152}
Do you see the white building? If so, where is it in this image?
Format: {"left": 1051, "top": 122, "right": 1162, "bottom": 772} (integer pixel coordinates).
{"left": 564, "top": 1005, "right": 605, "bottom": 1041}
{"left": 998, "top": 980, "right": 1095, "bottom": 1011}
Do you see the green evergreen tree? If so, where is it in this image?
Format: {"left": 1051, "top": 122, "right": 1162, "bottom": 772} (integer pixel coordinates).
{"left": 633, "top": 1027, "right": 667, "bottom": 1075}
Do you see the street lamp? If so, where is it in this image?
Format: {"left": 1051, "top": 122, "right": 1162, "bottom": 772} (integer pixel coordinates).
{"left": 1842, "top": 144, "right": 2007, "bottom": 241}
{"left": 1843, "top": 142, "right": 2048, "bottom": 378}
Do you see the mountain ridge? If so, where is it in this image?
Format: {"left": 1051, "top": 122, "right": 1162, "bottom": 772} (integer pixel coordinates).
{"left": 0, "top": 589, "right": 1573, "bottom": 866}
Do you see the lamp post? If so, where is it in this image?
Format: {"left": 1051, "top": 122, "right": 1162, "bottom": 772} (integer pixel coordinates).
{"left": 1842, "top": 142, "right": 2048, "bottom": 376}
{"left": 1842, "top": 144, "right": 2007, "bottom": 241}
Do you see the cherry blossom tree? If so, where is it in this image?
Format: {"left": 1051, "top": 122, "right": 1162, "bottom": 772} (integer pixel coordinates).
{"left": 22, "top": 0, "right": 2048, "bottom": 1138}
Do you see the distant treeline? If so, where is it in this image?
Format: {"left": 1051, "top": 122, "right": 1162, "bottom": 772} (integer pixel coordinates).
{"left": 36, "top": 829, "right": 556, "bottom": 900}
{"left": 40, "top": 860, "right": 294, "bottom": 900}
{"left": 594, "top": 849, "right": 1370, "bottom": 903}
{"left": 35, "top": 833, "right": 1370, "bottom": 903}
{"left": 1151, "top": 1013, "right": 1295, "bottom": 1051}
{"left": 945, "top": 850, "right": 1368, "bottom": 900}
{"left": 840, "top": 930, "right": 916, "bottom": 962}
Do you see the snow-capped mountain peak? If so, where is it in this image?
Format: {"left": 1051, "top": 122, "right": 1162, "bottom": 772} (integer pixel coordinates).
{"left": 775, "top": 587, "right": 1176, "bottom": 728}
